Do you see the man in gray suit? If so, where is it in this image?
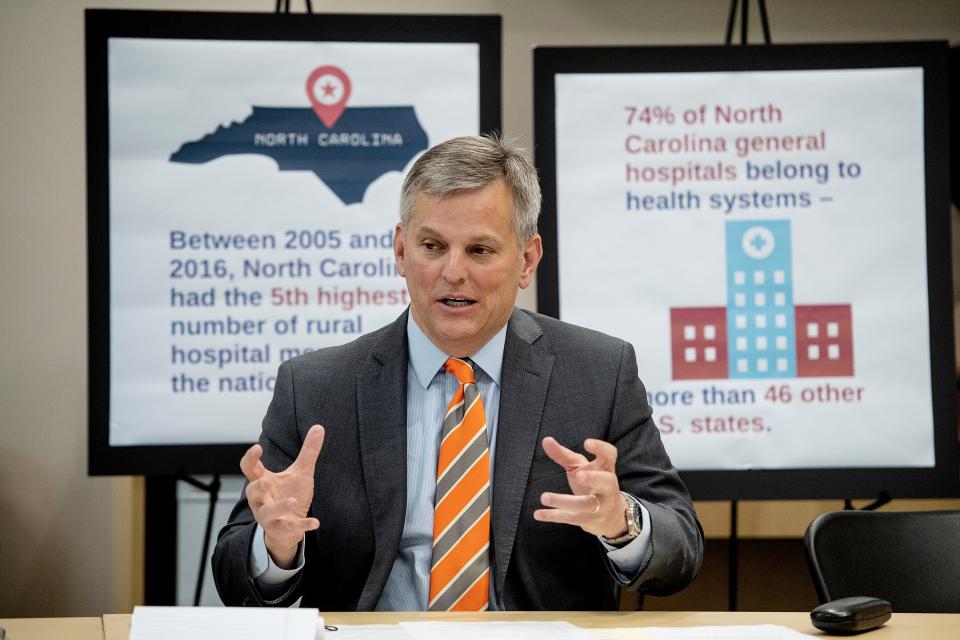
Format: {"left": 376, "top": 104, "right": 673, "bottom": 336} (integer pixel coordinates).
{"left": 213, "top": 135, "right": 702, "bottom": 610}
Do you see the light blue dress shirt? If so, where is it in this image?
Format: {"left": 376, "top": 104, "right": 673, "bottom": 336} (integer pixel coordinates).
{"left": 251, "top": 313, "right": 651, "bottom": 609}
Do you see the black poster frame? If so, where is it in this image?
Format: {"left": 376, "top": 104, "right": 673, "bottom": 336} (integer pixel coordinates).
{"left": 87, "top": 9, "right": 501, "bottom": 476}
{"left": 533, "top": 42, "right": 957, "bottom": 500}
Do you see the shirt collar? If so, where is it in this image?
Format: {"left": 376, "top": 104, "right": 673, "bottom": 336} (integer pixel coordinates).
{"left": 406, "top": 312, "right": 507, "bottom": 389}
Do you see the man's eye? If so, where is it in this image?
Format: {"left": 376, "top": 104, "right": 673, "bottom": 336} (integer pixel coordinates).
{"left": 422, "top": 241, "right": 437, "bottom": 250}
{"left": 472, "top": 246, "right": 492, "bottom": 255}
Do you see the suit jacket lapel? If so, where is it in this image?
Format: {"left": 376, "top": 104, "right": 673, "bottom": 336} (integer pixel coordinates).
{"left": 356, "top": 312, "right": 409, "bottom": 610}
{"left": 492, "top": 309, "right": 554, "bottom": 602}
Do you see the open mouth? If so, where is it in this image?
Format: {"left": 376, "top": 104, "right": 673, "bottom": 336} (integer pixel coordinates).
{"left": 440, "top": 297, "right": 476, "bottom": 307}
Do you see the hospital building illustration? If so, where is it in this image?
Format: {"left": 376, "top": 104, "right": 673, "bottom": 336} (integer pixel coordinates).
{"left": 671, "top": 220, "right": 854, "bottom": 380}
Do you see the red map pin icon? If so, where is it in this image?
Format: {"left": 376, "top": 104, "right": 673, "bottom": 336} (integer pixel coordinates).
{"left": 306, "top": 65, "right": 351, "bottom": 128}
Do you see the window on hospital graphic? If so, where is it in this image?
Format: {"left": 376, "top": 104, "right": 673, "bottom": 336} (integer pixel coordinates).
{"left": 795, "top": 305, "right": 854, "bottom": 376}
{"left": 671, "top": 308, "right": 728, "bottom": 380}
{"left": 669, "top": 220, "right": 854, "bottom": 380}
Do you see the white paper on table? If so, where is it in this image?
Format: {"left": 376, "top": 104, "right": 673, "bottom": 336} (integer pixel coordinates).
{"left": 399, "top": 621, "right": 597, "bottom": 640}
{"left": 589, "top": 625, "right": 812, "bottom": 640}
{"left": 129, "top": 606, "right": 324, "bottom": 640}
{"left": 333, "top": 624, "right": 417, "bottom": 640}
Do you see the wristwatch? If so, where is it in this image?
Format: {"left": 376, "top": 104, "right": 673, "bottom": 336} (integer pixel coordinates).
{"left": 600, "top": 492, "right": 642, "bottom": 546}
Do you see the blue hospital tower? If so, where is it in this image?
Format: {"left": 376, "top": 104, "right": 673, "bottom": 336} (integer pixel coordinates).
{"left": 725, "top": 220, "right": 796, "bottom": 378}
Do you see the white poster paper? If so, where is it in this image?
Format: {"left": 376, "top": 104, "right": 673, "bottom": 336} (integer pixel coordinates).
{"left": 108, "top": 38, "right": 479, "bottom": 445}
{"left": 555, "top": 68, "right": 933, "bottom": 470}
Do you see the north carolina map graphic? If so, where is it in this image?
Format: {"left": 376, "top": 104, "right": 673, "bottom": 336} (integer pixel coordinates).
{"left": 169, "top": 67, "right": 429, "bottom": 205}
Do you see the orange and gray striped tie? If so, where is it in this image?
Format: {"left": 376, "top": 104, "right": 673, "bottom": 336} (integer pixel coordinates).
{"left": 428, "top": 357, "right": 491, "bottom": 611}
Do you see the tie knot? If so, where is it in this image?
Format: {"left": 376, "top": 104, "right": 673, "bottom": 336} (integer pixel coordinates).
{"left": 444, "top": 357, "right": 476, "bottom": 385}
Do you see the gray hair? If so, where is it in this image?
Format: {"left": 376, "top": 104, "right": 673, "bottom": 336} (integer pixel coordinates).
{"left": 399, "top": 135, "right": 541, "bottom": 245}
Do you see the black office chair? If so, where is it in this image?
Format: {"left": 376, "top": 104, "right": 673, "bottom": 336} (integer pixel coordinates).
{"left": 804, "top": 510, "right": 960, "bottom": 613}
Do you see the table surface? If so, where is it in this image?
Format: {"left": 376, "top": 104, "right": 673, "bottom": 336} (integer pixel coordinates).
{"left": 98, "top": 610, "right": 960, "bottom": 639}
{"left": 0, "top": 617, "right": 103, "bottom": 640}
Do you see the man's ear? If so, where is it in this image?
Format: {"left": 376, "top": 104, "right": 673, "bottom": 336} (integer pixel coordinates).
{"left": 518, "top": 234, "right": 543, "bottom": 289}
{"left": 393, "top": 223, "right": 406, "bottom": 277}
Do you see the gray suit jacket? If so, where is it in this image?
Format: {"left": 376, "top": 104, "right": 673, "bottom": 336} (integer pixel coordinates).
{"left": 213, "top": 308, "right": 703, "bottom": 610}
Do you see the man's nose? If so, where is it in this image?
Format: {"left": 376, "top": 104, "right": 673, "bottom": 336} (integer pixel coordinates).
{"left": 441, "top": 251, "right": 468, "bottom": 283}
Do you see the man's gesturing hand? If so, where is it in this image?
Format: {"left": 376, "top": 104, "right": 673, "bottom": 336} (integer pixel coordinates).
{"left": 533, "top": 436, "right": 629, "bottom": 539}
{"left": 240, "top": 424, "right": 325, "bottom": 569}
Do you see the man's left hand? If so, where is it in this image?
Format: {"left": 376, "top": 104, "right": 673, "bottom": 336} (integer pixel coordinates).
{"left": 534, "top": 437, "right": 628, "bottom": 539}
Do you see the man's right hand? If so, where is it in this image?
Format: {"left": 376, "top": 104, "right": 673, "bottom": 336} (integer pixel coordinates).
{"left": 240, "top": 424, "right": 325, "bottom": 569}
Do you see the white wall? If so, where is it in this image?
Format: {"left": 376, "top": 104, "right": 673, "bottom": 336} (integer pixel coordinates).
{"left": 1, "top": 0, "right": 959, "bottom": 617}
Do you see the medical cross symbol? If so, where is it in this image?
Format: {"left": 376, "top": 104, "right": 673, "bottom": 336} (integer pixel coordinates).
{"left": 741, "top": 225, "right": 775, "bottom": 260}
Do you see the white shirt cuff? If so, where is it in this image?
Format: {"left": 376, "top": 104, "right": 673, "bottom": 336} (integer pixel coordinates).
{"left": 250, "top": 524, "right": 306, "bottom": 585}
{"left": 600, "top": 499, "right": 652, "bottom": 576}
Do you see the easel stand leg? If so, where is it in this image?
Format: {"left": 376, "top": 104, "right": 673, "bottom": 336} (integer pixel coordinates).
{"left": 729, "top": 499, "right": 738, "bottom": 611}
{"left": 178, "top": 474, "right": 222, "bottom": 606}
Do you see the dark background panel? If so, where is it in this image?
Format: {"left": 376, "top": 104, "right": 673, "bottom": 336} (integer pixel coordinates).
{"left": 86, "top": 9, "right": 501, "bottom": 476}
{"left": 534, "top": 42, "right": 957, "bottom": 500}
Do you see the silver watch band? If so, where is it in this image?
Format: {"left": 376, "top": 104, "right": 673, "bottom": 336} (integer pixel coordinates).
{"left": 600, "top": 492, "right": 642, "bottom": 545}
